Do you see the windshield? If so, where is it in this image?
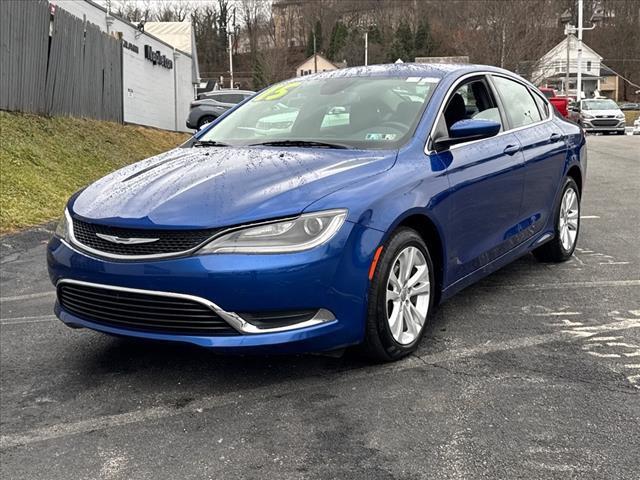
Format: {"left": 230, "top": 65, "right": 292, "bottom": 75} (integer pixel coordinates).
{"left": 198, "top": 76, "right": 439, "bottom": 149}
{"left": 582, "top": 99, "right": 618, "bottom": 110}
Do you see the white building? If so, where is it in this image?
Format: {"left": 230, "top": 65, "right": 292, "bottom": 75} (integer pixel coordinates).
{"left": 295, "top": 54, "right": 340, "bottom": 77}
{"left": 532, "top": 35, "right": 602, "bottom": 99}
{"left": 51, "top": 0, "right": 199, "bottom": 132}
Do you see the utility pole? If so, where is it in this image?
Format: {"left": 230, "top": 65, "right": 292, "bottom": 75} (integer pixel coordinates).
{"left": 565, "top": 34, "right": 570, "bottom": 95}
{"left": 576, "top": 0, "right": 583, "bottom": 102}
{"left": 228, "top": 6, "right": 236, "bottom": 89}
{"left": 228, "top": 33, "right": 234, "bottom": 89}
{"left": 364, "top": 30, "right": 368, "bottom": 66}
{"left": 559, "top": 2, "right": 603, "bottom": 100}
{"left": 313, "top": 27, "right": 317, "bottom": 73}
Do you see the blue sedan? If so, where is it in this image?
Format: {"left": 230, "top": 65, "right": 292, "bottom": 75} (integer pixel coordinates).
{"left": 47, "top": 64, "right": 585, "bottom": 361}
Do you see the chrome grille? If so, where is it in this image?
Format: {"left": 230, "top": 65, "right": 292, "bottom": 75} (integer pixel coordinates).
{"left": 71, "top": 218, "right": 219, "bottom": 257}
{"left": 57, "top": 282, "right": 238, "bottom": 335}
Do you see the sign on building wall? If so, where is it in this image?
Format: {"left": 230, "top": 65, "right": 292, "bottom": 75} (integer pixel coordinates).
{"left": 144, "top": 45, "right": 173, "bottom": 69}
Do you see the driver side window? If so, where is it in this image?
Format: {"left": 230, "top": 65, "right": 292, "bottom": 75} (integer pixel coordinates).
{"left": 443, "top": 79, "right": 503, "bottom": 136}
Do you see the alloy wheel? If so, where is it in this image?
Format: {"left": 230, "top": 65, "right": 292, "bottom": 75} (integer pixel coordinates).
{"left": 385, "top": 246, "right": 431, "bottom": 345}
{"left": 559, "top": 187, "right": 579, "bottom": 251}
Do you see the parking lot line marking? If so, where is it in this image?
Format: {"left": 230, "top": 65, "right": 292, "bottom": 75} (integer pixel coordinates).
{"left": 580, "top": 215, "right": 600, "bottom": 219}
{"left": 606, "top": 342, "right": 639, "bottom": 348}
{"left": 0, "top": 315, "right": 55, "bottom": 325}
{"left": 2, "top": 316, "right": 638, "bottom": 451}
{"left": 626, "top": 374, "right": 640, "bottom": 387}
{"left": 0, "top": 291, "right": 55, "bottom": 302}
{"left": 487, "top": 279, "right": 640, "bottom": 291}
{"left": 587, "top": 352, "right": 621, "bottom": 358}
{"left": 533, "top": 311, "right": 581, "bottom": 316}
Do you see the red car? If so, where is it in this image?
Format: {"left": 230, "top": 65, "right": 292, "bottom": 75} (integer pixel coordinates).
{"left": 538, "top": 87, "right": 570, "bottom": 118}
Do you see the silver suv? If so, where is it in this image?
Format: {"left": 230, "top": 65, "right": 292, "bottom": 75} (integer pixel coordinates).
{"left": 570, "top": 98, "right": 626, "bottom": 135}
{"left": 186, "top": 89, "right": 254, "bottom": 130}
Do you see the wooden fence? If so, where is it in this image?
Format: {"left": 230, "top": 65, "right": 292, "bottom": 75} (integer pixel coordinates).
{"left": 0, "top": 0, "right": 123, "bottom": 122}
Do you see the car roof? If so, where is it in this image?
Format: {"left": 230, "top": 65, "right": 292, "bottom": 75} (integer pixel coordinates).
{"left": 295, "top": 63, "right": 512, "bottom": 81}
{"left": 206, "top": 89, "right": 254, "bottom": 94}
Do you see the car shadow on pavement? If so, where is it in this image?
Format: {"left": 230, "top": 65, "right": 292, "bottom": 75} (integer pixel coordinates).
{"left": 61, "top": 254, "right": 541, "bottom": 395}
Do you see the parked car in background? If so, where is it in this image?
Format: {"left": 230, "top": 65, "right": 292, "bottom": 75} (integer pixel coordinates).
{"left": 619, "top": 102, "right": 640, "bottom": 111}
{"left": 538, "top": 87, "right": 570, "bottom": 118}
{"left": 570, "top": 98, "right": 626, "bottom": 135}
{"left": 186, "top": 89, "right": 254, "bottom": 130}
{"left": 196, "top": 79, "right": 218, "bottom": 98}
{"left": 633, "top": 117, "right": 640, "bottom": 135}
{"left": 49, "top": 64, "right": 586, "bottom": 361}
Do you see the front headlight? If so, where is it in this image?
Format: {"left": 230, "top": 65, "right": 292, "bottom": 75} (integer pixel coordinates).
{"left": 197, "top": 209, "right": 348, "bottom": 254}
{"left": 54, "top": 209, "right": 70, "bottom": 240}
{"left": 616, "top": 113, "right": 625, "bottom": 119}
{"left": 582, "top": 113, "right": 594, "bottom": 119}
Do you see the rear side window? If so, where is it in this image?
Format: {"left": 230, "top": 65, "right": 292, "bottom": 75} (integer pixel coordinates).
{"left": 492, "top": 76, "right": 542, "bottom": 129}
{"left": 220, "top": 94, "right": 244, "bottom": 104}
{"left": 531, "top": 89, "right": 550, "bottom": 119}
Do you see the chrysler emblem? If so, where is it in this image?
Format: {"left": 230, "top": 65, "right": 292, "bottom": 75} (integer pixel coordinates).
{"left": 95, "top": 233, "right": 159, "bottom": 245}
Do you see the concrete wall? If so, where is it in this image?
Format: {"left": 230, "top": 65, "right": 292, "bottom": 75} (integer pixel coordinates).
{"left": 51, "top": 0, "right": 195, "bottom": 132}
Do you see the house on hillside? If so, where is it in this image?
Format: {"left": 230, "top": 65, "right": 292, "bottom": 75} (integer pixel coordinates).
{"left": 598, "top": 65, "right": 624, "bottom": 102}
{"left": 295, "top": 54, "right": 342, "bottom": 76}
{"left": 531, "top": 35, "right": 603, "bottom": 99}
{"left": 530, "top": 35, "right": 627, "bottom": 101}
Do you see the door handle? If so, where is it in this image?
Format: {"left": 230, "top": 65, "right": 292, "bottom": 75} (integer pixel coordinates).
{"left": 503, "top": 144, "right": 520, "bottom": 156}
{"left": 550, "top": 132, "right": 564, "bottom": 142}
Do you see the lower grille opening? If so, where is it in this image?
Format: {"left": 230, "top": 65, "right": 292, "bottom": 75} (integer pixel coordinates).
{"left": 237, "top": 310, "right": 318, "bottom": 329}
{"left": 590, "top": 120, "right": 619, "bottom": 127}
{"left": 58, "top": 282, "right": 239, "bottom": 336}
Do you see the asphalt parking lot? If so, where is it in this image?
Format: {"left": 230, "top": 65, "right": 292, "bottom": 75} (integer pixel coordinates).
{"left": 1, "top": 135, "right": 639, "bottom": 480}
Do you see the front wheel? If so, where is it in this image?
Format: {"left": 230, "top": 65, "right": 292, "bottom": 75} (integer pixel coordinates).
{"left": 533, "top": 177, "right": 580, "bottom": 262}
{"left": 361, "top": 228, "right": 435, "bottom": 362}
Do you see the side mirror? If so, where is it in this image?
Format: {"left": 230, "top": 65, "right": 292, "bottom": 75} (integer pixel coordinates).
{"left": 433, "top": 119, "right": 501, "bottom": 151}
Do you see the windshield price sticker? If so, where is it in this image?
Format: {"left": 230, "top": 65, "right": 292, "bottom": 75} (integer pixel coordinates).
{"left": 255, "top": 82, "right": 302, "bottom": 102}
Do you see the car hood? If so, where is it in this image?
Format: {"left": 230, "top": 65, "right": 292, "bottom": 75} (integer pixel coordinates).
{"left": 70, "top": 147, "right": 397, "bottom": 228}
{"left": 582, "top": 109, "right": 622, "bottom": 116}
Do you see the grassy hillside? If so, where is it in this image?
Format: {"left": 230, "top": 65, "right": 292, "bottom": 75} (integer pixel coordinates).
{"left": 0, "top": 112, "right": 190, "bottom": 234}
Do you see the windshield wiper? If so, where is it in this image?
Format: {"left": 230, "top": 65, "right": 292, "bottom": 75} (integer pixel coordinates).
{"left": 248, "top": 140, "right": 348, "bottom": 149}
{"left": 193, "top": 140, "right": 230, "bottom": 147}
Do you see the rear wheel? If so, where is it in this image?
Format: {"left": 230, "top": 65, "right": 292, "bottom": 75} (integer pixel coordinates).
{"left": 197, "top": 115, "right": 216, "bottom": 129}
{"left": 361, "top": 228, "right": 435, "bottom": 362}
{"left": 533, "top": 177, "right": 580, "bottom": 262}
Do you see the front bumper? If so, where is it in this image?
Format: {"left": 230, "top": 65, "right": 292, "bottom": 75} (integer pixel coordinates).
{"left": 47, "top": 221, "right": 384, "bottom": 353}
{"left": 582, "top": 119, "right": 625, "bottom": 132}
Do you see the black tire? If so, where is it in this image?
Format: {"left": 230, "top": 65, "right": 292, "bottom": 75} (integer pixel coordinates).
{"left": 533, "top": 177, "right": 580, "bottom": 263}
{"left": 197, "top": 115, "right": 216, "bottom": 129}
{"left": 360, "top": 228, "right": 435, "bottom": 362}
{"left": 616, "top": 130, "right": 625, "bottom": 135}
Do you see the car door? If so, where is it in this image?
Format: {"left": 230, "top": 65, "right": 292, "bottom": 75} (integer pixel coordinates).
{"left": 434, "top": 75, "right": 526, "bottom": 283}
{"left": 490, "top": 75, "right": 566, "bottom": 239}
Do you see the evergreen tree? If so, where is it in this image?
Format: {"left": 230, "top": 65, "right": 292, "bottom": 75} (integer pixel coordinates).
{"left": 251, "top": 53, "right": 267, "bottom": 90}
{"left": 388, "top": 21, "right": 414, "bottom": 62}
{"left": 414, "top": 20, "right": 435, "bottom": 57}
{"left": 367, "top": 25, "right": 382, "bottom": 45}
{"left": 327, "top": 22, "right": 348, "bottom": 61}
{"left": 305, "top": 20, "right": 323, "bottom": 57}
